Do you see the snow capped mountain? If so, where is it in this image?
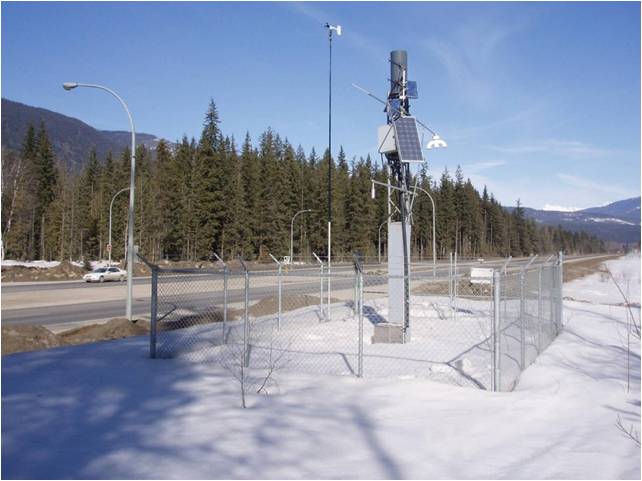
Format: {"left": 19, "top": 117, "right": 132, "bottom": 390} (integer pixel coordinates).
{"left": 512, "top": 197, "right": 640, "bottom": 244}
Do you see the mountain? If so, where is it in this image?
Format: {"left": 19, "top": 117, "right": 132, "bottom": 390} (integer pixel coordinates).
{"left": 580, "top": 197, "right": 641, "bottom": 224}
{"left": 510, "top": 197, "right": 641, "bottom": 244}
{"left": 1, "top": 98, "right": 168, "bottom": 171}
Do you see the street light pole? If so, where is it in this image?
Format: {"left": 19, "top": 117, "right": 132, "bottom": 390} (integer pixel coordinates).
{"left": 63, "top": 82, "right": 136, "bottom": 321}
{"left": 414, "top": 186, "right": 437, "bottom": 276}
{"left": 108, "top": 187, "right": 130, "bottom": 267}
{"left": 290, "top": 209, "right": 313, "bottom": 263}
{"left": 378, "top": 220, "right": 386, "bottom": 264}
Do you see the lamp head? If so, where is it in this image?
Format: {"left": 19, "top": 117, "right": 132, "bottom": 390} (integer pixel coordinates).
{"left": 371, "top": 180, "right": 376, "bottom": 199}
{"left": 426, "top": 134, "right": 448, "bottom": 149}
{"left": 62, "top": 82, "right": 78, "bottom": 91}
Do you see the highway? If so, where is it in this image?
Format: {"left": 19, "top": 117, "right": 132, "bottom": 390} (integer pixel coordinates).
{"left": 1, "top": 254, "right": 612, "bottom": 327}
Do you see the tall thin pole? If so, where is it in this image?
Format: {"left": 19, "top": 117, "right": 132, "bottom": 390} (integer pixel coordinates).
{"left": 64, "top": 83, "right": 136, "bottom": 322}
{"left": 108, "top": 187, "right": 130, "bottom": 266}
{"left": 327, "top": 27, "right": 333, "bottom": 316}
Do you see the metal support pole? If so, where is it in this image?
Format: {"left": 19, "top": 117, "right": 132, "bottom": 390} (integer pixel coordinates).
{"left": 244, "top": 270, "right": 250, "bottom": 367}
{"left": 453, "top": 251, "right": 458, "bottom": 321}
{"left": 150, "top": 266, "right": 158, "bottom": 358}
{"left": 358, "top": 271, "right": 364, "bottom": 378}
{"left": 549, "top": 266, "right": 555, "bottom": 336}
{"left": 277, "top": 264, "right": 282, "bottom": 330}
{"left": 353, "top": 272, "right": 359, "bottom": 316}
{"left": 62, "top": 83, "right": 136, "bottom": 322}
{"left": 492, "top": 270, "right": 501, "bottom": 392}
{"left": 213, "top": 252, "right": 228, "bottom": 343}
{"left": 557, "top": 251, "right": 564, "bottom": 333}
{"left": 239, "top": 256, "right": 250, "bottom": 368}
{"left": 269, "top": 254, "right": 282, "bottom": 330}
{"left": 519, "top": 269, "right": 526, "bottom": 370}
{"left": 290, "top": 209, "right": 312, "bottom": 264}
{"left": 223, "top": 268, "right": 228, "bottom": 342}
{"left": 501, "top": 255, "right": 513, "bottom": 274}
{"left": 449, "top": 252, "right": 453, "bottom": 305}
{"left": 537, "top": 266, "right": 542, "bottom": 353}
{"left": 108, "top": 187, "right": 129, "bottom": 266}
{"left": 327, "top": 262, "right": 332, "bottom": 322}
{"left": 313, "top": 252, "right": 325, "bottom": 321}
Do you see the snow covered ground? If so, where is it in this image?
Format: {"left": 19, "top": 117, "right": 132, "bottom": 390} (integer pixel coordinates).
{"left": 157, "top": 293, "right": 496, "bottom": 389}
{"left": 2, "top": 255, "right": 640, "bottom": 479}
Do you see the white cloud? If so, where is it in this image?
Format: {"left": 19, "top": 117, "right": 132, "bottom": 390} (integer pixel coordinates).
{"left": 488, "top": 140, "right": 616, "bottom": 159}
{"left": 447, "top": 104, "right": 544, "bottom": 141}
{"left": 286, "top": 2, "right": 382, "bottom": 59}
{"left": 557, "top": 173, "right": 638, "bottom": 198}
{"left": 424, "top": 20, "right": 525, "bottom": 107}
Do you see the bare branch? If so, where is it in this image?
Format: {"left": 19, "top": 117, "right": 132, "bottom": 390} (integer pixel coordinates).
{"left": 616, "top": 415, "right": 641, "bottom": 447}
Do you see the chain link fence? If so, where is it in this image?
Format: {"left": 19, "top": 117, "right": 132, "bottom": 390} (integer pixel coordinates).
{"left": 141, "top": 254, "right": 564, "bottom": 392}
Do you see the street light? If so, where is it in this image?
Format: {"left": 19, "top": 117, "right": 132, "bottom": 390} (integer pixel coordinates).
{"left": 426, "top": 134, "right": 448, "bottom": 149}
{"left": 64, "top": 82, "right": 136, "bottom": 321}
{"left": 413, "top": 186, "right": 437, "bottom": 276}
{"left": 290, "top": 209, "right": 313, "bottom": 264}
{"left": 108, "top": 187, "right": 130, "bottom": 267}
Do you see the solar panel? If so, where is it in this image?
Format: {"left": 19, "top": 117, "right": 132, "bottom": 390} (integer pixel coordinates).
{"left": 393, "top": 116, "right": 423, "bottom": 163}
{"left": 407, "top": 81, "right": 418, "bottom": 99}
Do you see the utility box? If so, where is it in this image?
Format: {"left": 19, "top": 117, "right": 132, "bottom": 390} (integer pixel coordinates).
{"left": 372, "top": 322, "right": 404, "bottom": 344}
{"left": 377, "top": 125, "right": 396, "bottom": 154}
{"left": 387, "top": 222, "right": 411, "bottom": 342}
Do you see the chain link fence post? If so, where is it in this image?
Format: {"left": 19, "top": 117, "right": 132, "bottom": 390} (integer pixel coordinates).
{"left": 537, "top": 265, "right": 543, "bottom": 354}
{"left": 278, "top": 263, "right": 282, "bottom": 329}
{"left": 492, "top": 269, "right": 501, "bottom": 392}
{"left": 313, "top": 252, "right": 325, "bottom": 321}
{"left": 358, "top": 271, "right": 364, "bottom": 378}
{"left": 240, "top": 258, "right": 250, "bottom": 368}
{"left": 353, "top": 272, "right": 358, "bottom": 316}
{"left": 557, "top": 251, "right": 564, "bottom": 334}
{"left": 519, "top": 268, "right": 526, "bottom": 370}
{"left": 150, "top": 265, "right": 158, "bottom": 359}
{"left": 449, "top": 252, "right": 453, "bottom": 306}
{"left": 269, "top": 254, "right": 282, "bottom": 330}
{"left": 223, "top": 266, "right": 228, "bottom": 342}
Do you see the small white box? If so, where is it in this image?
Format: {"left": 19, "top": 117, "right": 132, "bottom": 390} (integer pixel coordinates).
{"left": 377, "top": 125, "right": 396, "bottom": 154}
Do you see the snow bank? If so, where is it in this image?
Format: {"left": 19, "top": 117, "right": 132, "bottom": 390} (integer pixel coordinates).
{"left": 2, "top": 255, "right": 639, "bottom": 479}
{"left": 565, "top": 252, "right": 641, "bottom": 305}
{"left": 1, "top": 259, "right": 61, "bottom": 268}
{"left": 2, "top": 259, "right": 111, "bottom": 269}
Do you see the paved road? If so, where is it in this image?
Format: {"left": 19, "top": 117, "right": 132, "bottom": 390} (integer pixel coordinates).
{"left": 1, "top": 254, "right": 610, "bottom": 327}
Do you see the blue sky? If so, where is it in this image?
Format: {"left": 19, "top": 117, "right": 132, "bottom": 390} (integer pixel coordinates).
{"left": 2, "top": 1, "right": 640, "bottom": 209}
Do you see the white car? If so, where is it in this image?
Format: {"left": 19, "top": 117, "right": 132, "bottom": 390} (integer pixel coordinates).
{"left": 83, "top": 267, "right": 126, "bottom": 283}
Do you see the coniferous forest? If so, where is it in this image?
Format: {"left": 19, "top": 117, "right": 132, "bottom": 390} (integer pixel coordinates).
{"left": 1, "top": 100, "right": 605, "bottom": 264}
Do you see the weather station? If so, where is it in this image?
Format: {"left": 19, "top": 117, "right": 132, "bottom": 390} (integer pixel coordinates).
{"left": 354, "top": 50, "right": 447, "bottom": 343}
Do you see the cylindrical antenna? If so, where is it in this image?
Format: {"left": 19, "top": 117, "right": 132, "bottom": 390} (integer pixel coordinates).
{"left": 389, "top": 50, "right": 407, "bottom": 99}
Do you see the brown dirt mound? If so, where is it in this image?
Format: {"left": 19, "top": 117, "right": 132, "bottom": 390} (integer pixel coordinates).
{"left": 2, "top": 325, "right": 62, "bottom": 355}
{"left": 2, "top": 318, "right": 152, "bottom": 356}
{"left": 564, "top": 255, "right": 620, "bottom": 283}
{"left": 1, "top": 261, "right": 86, "bottom": 282}
{"left": 58, "top": 318, "right": 150, "bottom": 346}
